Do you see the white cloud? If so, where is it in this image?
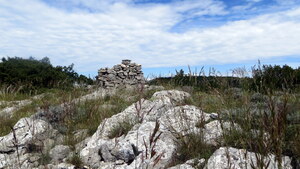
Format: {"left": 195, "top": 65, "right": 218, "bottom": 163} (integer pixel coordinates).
{"left": 0, "top": 0, "right": 299, "bottom": 75}
{"left": 275, "top": 0, "right": 300, "bottom": 5}
{"left": 171, "top": 0, "right": 227, "bottom": 16}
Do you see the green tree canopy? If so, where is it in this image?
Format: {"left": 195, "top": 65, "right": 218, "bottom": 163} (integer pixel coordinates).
{"left": 0, "top": 57, "right": 93, "bottom": 92}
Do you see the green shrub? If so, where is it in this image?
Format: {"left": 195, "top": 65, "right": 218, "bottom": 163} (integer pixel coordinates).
{"left": 67, "top": 153, "right": 83, "bottom": 168}
{"left": 0, "top": 57, "right": 93, "bottom": 93}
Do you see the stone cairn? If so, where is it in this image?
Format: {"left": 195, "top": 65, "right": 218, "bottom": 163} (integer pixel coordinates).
{"left": 97, "top": 59, "right": 145, "bottom": 88}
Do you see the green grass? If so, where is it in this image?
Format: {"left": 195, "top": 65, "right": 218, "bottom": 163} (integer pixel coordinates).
{"left": 0, "top": 85, "right": 162, "bottom": 151}
{"left": 183, "top": 91, "right": 226, "bottom": 113}
{"left": 0, "top": 86, "right": 32, "bottom": 101}
{"left": 64, "top": 89, "right": 140, "bottom": 136}
{"left": 0, "top": 87, "right": 92, "bottom": 136}
{"left": 107, "top": 119, "right": 136, "bottom": 139}
{"left": 66, "top": 86, "right": 161, "bottom": 136}
{"left": 170, "top": 132, "right": 216, "bottom": 168}
{"left": 67, "top": 153, "right": 83, "bottom": 168}
{"left": 156, "top": 74, "right": 300, "bottom": 168}
{"left": 38, "top": 152, "right": 51, "bottom": 165}
{"left": 0, "top": 116, "right": 16, "bottom": 136}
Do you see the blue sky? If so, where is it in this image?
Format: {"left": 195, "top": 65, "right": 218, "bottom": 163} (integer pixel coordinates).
{"left": 0, "top": 0, "right": 300, "bottom": 78}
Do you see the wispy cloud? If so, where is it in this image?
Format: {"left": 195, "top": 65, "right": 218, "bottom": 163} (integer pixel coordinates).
{"left": 275, "top": 0, "right": 300, "bottom": 5}
{"left": 0, "top": 0, "right": 299, "bottom": 75}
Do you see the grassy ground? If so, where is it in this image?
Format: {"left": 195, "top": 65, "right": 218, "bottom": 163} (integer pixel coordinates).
{"left": 154, "top": 68, "right": 300, "bottom": 168}
{"left": 61, "top": 87, "right": 159, "bottom": 150}
{"left": 0, "top": 87, "right": 93, "bottom": 136}
{"left": 171, "top": 85, "right": 300, "bottom": 168}
{"left": 0, "top": 85, "right": 160, "bottom": 157}
{"left": 0, "top": 79, "right": 299, "bottom": 168}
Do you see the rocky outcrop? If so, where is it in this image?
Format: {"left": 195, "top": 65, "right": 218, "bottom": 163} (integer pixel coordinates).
{"left": 205, "top": 147, "right": 293, "bottom": 169}
{"left": 80, "top": 90, "right": 193, "bottom": 168}
{"left": 97, "top": 60, "right": 145, "bottom": 88}
{"left": 0, "top": 94, "right": 44, "bottom": 117}
{"left": 203, "top": 120, "right": 238, "bottom": 146}
{"left": 0, "top": 88, "right": 295, "bottom": 169}
{"left": 159, "top": 105, "right": 211, "bottom": 136}
{"left": 78, "top": 89, "right": 294, "bottom": 169}
{"left": 0, "top": 117, "right": 58, "bottom": 168}
{"left": 168, "top": 158, "right": 205, "bottom": 169}
{"left": 32, "top": 88, "right": 117, "bottom": 134}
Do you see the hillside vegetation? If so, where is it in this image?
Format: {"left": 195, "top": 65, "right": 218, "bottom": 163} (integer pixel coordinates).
{"left": 0, "top": 61, "right": 299, "bottom": 169}
{"left": 150, "top": 64, "right": 300, "bottom": 93}
{"left": 0, "top": 57, "right": 93, "bottom": 94}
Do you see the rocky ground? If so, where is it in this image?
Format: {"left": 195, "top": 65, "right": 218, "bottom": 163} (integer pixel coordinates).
{"left": 0, "top": 87, "right": 296, "bottom": 169}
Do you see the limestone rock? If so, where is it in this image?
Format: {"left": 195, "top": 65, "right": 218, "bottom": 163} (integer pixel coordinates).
{"left": 205, "top": 147, "right": 292, "bottom": 169}
{"left": 47, "top": 162, "right": 75, "bottom": 169}
{"left": 168, "top": 158, "right": 205, "bottom": 169}
{"left": 49, "top": 145, "right": 71, "bottom": 164}
{"left": 159, "top": 105, "right": 210, "bottom": 135}
{"left": 202, "top": 120, "right": 238, "bottom": 146}
{"left": 120, "top": 121, "right": 176, "bottom": 169}
{"left": 0, "top": 117, "right": 57, "bottom": 168}
{"left": 99, "top": 144, "right": 117, "bottom": 162}
{"left": 0, "top": 151, "right": 41, "bottom": 168}
{"left": 0, "top": 117, "right": 54, "bottom": 152}
{"left": 0, "top": 94, "right": 43, "bottom": 117}
{"left": 110, "top": 142, "right": 137, "bottom": 163}
{"left": 97, "top": 161, "right": 127, "bottom": 169}
{"left": 144, "top": 85, "right": 164, "bottom": 91}
{"left": 151, "top": 90, "right": 191, "bottom": 104}
{"left": 75, "top": 137, "right": 91, "bottom": 153}
{"left": 168, "top": 164, "right": 195, "bottom": 169}
{"left": 91, "top": 90, "right": 190, "bottom": 140}
{"left": 80, "top": 90, "right": 192, "bottom": 168}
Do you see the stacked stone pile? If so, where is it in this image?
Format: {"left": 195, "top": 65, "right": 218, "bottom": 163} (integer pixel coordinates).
{"left": 97, "top": 60, "right": 145, "bottom": 88}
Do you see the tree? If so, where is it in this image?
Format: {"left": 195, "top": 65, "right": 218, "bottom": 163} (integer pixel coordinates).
{"left": 40, "top": 57, "right": 51, "bottom": 65}
{"left": 252, "top": 64, "right": 299, "bottom": 92}
{"left": 0, "top": 56, "right": 93, "bottom": 93}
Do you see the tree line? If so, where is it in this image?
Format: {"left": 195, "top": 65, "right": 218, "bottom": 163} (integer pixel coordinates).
{"left": 149, "top": 64, "right": 300, "bottom": 93}
{"left": 0, "top": 57, "right": 93, "bottom": 93}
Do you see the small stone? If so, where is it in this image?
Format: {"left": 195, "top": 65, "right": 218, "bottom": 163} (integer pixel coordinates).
{"left": 210, "top": 113, "right": 218, "bottom": 119}
{"left": 122, "top": 59, "right": 131, "bottom": 65}
{"left": 29, "top": 156, "right": 40, "bottom": 162}
{"left": 99, "top": 144, "right": 117, "bottom": 162}
{"left": 49, "top": 145, "right": 71, "bottom": 164}
{"left": 99, "top": 68, "right": 107, "bottom": 73}
{"left": 115, "top": 160, "right": 125, "bottom": 165}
